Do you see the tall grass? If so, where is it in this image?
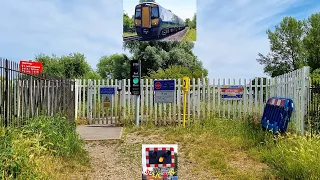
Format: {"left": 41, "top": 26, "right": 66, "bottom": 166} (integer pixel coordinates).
{"left": 0, "top": 115, "right": 88, "bottom": 179}
{"left": 183, "top": 28, "right": 196, "bottom": 41}
{"left": 260, "top": 132, "right": 320, "bottom": 180}
{"left": 125, "top": 116, "right": 320, "bottom": 179}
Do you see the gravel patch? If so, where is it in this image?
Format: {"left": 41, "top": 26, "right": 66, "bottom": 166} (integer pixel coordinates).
{"left": 71, "top": 132, "right": 205, "bottom": 179}
{"left": 162, "top": 28, "right": 188, "bottom": 41}
{"left": 83, "top": 141, "right": 141, "bottom": 180}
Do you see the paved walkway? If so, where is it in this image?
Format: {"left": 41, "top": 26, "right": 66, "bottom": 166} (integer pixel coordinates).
{"left": 76, "top": 125, "right": 123, "bottom": 140}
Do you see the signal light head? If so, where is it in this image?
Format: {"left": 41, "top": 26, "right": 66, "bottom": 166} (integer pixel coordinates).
{"left": 151, "top": 151, "right": 157, "bottom": 158}
{"left": 163, "top": 150, "right": 171, "bottom": 158}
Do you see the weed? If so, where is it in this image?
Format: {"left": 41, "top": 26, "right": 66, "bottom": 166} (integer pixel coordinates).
{"left": 183, "top": 28, "right": 196, "bottom": 41}
{"left": 260, "top": 132, "right": 320, "bottom": 180}
{"left": 0, "top": 115, "right": 89, "bottom": 179}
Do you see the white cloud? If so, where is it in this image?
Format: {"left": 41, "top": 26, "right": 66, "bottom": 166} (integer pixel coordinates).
{"left": 0, "top": 0, "right": 319, "bottom": 77}
{"left": 0, "top": 0, "right": 124, "bottom": 69}
{"left": 194, "top": 0, "right": 320, "bottom": 79}
{"left": 123, "top": 0, "right": 196, "bottom": 20}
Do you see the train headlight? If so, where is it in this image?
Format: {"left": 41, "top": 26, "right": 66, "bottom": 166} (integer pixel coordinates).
{"left": 135, "top": 19, "right": 141, "bottom": 26}
{"left": 152, "top": 18, "right": 159, "bottom": 26}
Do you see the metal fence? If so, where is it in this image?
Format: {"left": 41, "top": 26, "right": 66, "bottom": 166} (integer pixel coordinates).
{"left": 0, "top": 58, "right": 75, "bottom": 127}
{"left": 75, "top": 67, "right": 310, "bottom": 134}
{"left": 308, "top": 79, "right": 320, "bottom": 134}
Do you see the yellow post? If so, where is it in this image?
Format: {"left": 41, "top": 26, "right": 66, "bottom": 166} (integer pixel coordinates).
{"left": 183, "top": 92, "right": 187, "bottom": 127}
{"left": 182, "top": 76, "right": 189, "bottom": 127}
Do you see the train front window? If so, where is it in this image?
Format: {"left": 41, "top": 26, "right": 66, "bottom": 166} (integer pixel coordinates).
{"left": 135, "top": 8, "right": 141, "bottom": 19}
{"left": 151, "top": 7, "right": 159, "bottom": 18}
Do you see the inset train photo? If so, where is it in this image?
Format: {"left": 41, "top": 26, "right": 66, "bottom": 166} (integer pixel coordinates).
{"left": 123, "top": 0, "right": 197, "bottom": 42}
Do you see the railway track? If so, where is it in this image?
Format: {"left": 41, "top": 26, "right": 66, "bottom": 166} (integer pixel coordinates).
{"left": 123, "top": 35, "right": 141, "bottom": 41}
{"left": 123, "top": 28, "right": 186, "bottom": 42}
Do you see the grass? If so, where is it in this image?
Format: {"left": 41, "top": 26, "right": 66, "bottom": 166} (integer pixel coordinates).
{"left": 259, "top": 132, "right": 320, "bottom": 180}
{"left": 118, "top": 116, "right": 320, "bottom": 180}
{"left": 123, "top": 32, "right": 137, "bottom": 37}
{"left": 0, "top": 115, "right": 89, "bottom": 179}
{"left": 183, "top": 28, "right": 196, "bottom": 41}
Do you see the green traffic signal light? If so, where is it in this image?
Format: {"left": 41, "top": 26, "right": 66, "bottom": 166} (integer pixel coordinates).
{"left": 133, "top": 77, "right": 139, "bottom": 84}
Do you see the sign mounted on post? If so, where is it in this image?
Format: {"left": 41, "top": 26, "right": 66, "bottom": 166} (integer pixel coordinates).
{"left": 19, "top": 60, "right": 43, "bottom": 75}
{"left": 154, "top": 80, "right": 175, "bottom": 103}
{"left": 100, "top": 87, "right": 115, "bottom": 95}
{"left": 100, "top": 87, "right": 115, "bottom": 108}
{"left": 221, "top": 85, "right": 244, "bottom": 100}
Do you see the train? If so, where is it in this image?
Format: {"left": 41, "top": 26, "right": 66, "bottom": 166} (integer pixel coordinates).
{"left": 134, "top": 2, "right": 185, "bottom": 39}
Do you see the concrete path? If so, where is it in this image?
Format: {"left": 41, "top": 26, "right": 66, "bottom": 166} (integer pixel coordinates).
{"left": 76, "top": 125, "right": 123, "bottom": 140}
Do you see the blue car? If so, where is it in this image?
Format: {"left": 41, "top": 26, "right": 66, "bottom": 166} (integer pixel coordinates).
{"left": 134, "top": 2, "right": 185, "bottom": 39}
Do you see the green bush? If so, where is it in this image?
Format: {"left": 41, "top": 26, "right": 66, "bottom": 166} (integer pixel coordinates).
{"left": 0, "top": 115, "right": 88, "bottom": 179}
{"left": 23, "top": 115, "right": 86, "bottom": 158}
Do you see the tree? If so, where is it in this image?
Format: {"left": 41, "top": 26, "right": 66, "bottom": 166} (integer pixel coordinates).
{"left": 97, "top": 54, "right": 130, "bottom": 80}
{"left": 35, "top": 54, "right": 64, "bottom": 78}
{"left": 148, "top": 65, "right": 207, "bottom": 79}
{"left": 84, "top": 71, "right": 102, "bottom": 80}
{"left": 35, "top": 53, "right": 91, "bottom": 79}
{"left": 303, "top": 13, "right": 320, "bottom": 72}
{"left": 311, "top": 69, "right": 320, "bottom": 82}
{"left": 123, "top": 13, "right": 135, "bottom": 33}
{"left": 256, "top": 17, "right": 306, "bottom": 77}
{"left": 60, "top": 53, "right": 91, "bottom": 79}
{"left": 185, "top": 18, "right": 191, "bottom": 27}
{"left": 191, "top": 13, "right": 196, "bottom": 29}
{"left": 122, "top": 41, "right": 206, "bottom": 77}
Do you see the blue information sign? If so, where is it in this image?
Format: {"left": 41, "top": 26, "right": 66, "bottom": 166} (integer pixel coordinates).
{"left": 153, "top": 80, "right": 175, "bottom": 91}
{"left": 100, "top": 87, "right": 115, "bottom": 94}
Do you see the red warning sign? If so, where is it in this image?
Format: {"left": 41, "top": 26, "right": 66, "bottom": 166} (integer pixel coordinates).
{"left": 155, "top": 82, "right": 162, "bottom": 89}
{"left": 19, "top": 60, "right": 43, "bottom": 75}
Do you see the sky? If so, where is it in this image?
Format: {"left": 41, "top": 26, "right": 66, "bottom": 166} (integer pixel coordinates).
{"left": 0, "top": 0, "right": 319, "bottom": 80}
{"left": 123, "top": 0, "right": 196, "bottom": 21}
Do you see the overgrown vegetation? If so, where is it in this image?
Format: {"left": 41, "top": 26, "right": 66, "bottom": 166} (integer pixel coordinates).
{"left": 122, "top": 117, "right": 320, "bottom": 180}
{"left": 0, "top": 116, "right": 88, "bottom": 179}
{"left": 260, "top": 132, "right": 320, "bottom": 180}
{"left": 183, "top": 28, "right": 196, "bottom": 42}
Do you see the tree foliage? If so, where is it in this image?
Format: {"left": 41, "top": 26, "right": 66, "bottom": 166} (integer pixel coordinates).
{"left": 96, "top": 54, "right": 130, "bottom": 80}
{"left": 303, "top": 13, "right": 320, "bottom": 72}
{"left": 185, "top": 13, "right": 196, "bottom": 29}
{"left": 311, "top": 69, "right": 320, "bottom": 82}
{"left": 257, "top": 17, "right": 306, "bottom": 77}
{"left": 148, "top": 65, "right": 207, "bottom": 79}
{"left": 257, "top": 13, "right": 320, "bottom": 77}
{"left": 123, "top": 41, "right": 207, "bottom": 78}
{"left": 35, "top": 53, "right": 92, "bottom": 79}
{"left": 123, "top": 13, "right": 135, "bottom": 33}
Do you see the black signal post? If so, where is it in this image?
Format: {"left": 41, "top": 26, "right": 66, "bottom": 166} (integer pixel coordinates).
{"left": 130, "top": 60, "right": 141, "bottom": 95}
{"left": 130, "top": 60, "right": 141, "bottom": 126}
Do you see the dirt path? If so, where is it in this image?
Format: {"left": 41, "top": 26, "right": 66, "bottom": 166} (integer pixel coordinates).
{"left": 71, "top": 130, "right": 269, "bottom": 180}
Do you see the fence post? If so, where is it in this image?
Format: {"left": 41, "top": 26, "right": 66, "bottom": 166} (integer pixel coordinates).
{"left": 4, "top": 59, "right": 9, "bottom": 127}
{"left": 300, "top": 66, "right": 310, "bottom": 135}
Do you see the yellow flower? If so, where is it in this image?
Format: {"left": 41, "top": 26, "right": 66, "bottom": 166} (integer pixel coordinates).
{"left": 152, "top": 172, "right": 161, "bottom": 178}
{"left": 168, "top": 169, "right": 175, "bottom": 176}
